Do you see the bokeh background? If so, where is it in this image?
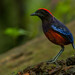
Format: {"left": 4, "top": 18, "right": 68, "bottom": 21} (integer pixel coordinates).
{"left": 0, "top": 0, "right": 75, "bottom": 75}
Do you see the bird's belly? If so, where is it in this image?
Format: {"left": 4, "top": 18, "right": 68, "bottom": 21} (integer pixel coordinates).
{"left": 44, "top": 29, "right": 70, "bottom": 46}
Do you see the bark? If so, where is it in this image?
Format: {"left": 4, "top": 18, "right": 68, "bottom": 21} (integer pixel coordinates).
{"left": 16, "top": 56, "right": 75, "bottom": 75}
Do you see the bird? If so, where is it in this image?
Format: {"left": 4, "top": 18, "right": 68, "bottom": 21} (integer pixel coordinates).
{"left": 31, "top": 8, "right": 75, "bottom": 62}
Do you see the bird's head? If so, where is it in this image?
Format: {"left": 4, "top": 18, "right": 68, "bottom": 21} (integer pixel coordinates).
{"left": 31, "top": 8, "right": 53, "bottom": 21}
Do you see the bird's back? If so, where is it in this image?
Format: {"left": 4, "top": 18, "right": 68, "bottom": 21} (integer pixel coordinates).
{"left": 42, "top": 17, "right": 74, "bottom": 46}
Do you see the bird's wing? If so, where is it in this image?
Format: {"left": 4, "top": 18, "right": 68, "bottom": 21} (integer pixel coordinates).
{"left": 51, "top": 25, "right": 74, "bottom": 43}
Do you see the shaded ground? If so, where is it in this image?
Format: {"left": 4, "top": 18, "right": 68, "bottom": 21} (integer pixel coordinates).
{"left": 17, "top": 56, "right": 75, "bottom": 75}
{"left": 0, "top": 21, "right": 75, "bottom": 75}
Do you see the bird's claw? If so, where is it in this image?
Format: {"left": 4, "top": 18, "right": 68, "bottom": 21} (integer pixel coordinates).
{"left": 46, "top": 59, "right": 56, "bottom": 64}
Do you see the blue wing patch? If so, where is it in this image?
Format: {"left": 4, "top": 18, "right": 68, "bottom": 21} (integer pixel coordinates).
{"left": 51, "top": 25, "right": 70, "bottom": 35}
{"left": 51, "top": 25, "right": 74, "bottom": 43}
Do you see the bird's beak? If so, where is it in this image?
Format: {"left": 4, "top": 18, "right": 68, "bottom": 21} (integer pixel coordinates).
{"left": 31, "top": 12, "right": 40, "bottom": 16}
{"left": 31, "top": 13, "right": 36, "bottom": 16}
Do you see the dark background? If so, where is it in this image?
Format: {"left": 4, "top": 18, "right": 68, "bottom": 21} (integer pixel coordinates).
{"left": 0, "top": 0, "right": 75, "bottom": 75}
{"left": 0, "top": 0, "right": 75, "bottom": 54}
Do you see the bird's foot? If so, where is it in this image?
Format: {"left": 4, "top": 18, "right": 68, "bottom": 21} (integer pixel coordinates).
{"left": 46, "top": 59, "right": 59, "bottom": 65}
{"left": 46, "top": 59, "right": 56, "bottom": 64}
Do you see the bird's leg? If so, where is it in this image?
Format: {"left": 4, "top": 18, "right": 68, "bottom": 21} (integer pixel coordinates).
{"left": 47, "top": 46, "right": 64, "bottom": 63}
{"left": 72, "top": 43, "right": 75, "bottom": 49}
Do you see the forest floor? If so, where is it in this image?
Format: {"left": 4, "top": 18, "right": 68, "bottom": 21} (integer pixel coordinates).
{"left": 17, "top": 56, "right": 75, "bottom": 75}
{"left": 0, "top": 21, "right": 75, "bottom": 75}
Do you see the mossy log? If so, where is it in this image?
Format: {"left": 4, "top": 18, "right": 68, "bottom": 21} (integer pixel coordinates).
{"left": 16, "top": 56, "right": 75, "bottom": 75}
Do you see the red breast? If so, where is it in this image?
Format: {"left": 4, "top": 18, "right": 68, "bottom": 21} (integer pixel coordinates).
{"left": 45, "top": 29, "right": 70, "bottom": 46}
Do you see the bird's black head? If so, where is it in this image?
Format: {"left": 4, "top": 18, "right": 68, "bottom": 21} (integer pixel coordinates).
{"left": 31, "top": 8, "right": 53, "bottom": 21}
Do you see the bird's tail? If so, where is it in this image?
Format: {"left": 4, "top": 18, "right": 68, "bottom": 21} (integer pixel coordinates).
{"left": 72, "top": 43, "right": 75, "bottom": 49}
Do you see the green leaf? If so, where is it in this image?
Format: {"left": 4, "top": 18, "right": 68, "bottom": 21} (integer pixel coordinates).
{"left": 4, "top": 28, "right": 30, "bottom": 39}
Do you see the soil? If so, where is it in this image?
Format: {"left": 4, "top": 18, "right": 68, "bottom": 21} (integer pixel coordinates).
{"left": 16, "top": 56, "right": 75, "bottom": 75}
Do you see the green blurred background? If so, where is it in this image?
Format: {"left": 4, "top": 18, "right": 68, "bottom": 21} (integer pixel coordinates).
{"left": 0, "top": 0, "right": 75, "bottom": 54}
{"left": 0, "top": 0, "right": 75, "bottom": 75}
